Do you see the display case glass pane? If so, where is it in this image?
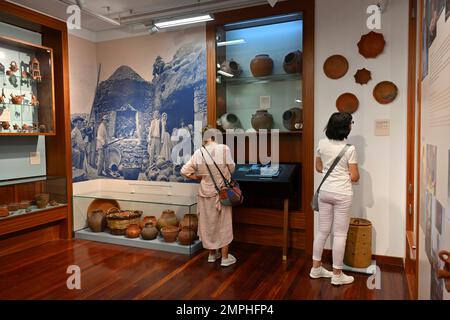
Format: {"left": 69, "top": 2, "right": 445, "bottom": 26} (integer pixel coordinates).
{"left": 0, "top": 35, "right": 55, "bottom": 135}
{"left": 216, "top": 13, "right": 303, "bottom": 132}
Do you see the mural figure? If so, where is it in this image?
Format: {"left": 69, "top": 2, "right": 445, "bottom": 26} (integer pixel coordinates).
{"left": 84, "top": 118, "right": 96, "bottom": 168}
{"left": 71, "top": 116, "right": 85, "bottom": 170}
{"left": 159, "top": 112, "right": 173, "bottom": 160}
{"left": 96, "top": 115, "right": 110, "bottom": 176}
{"left": 153, "top": 55, "right": 165, "bottom": 78}
{"left": 147, "top": 110, "right": 162, "bottom": 165}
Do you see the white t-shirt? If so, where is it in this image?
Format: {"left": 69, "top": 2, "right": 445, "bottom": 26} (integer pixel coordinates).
{"left": 316, "top": 138, "right": 358, "bottom": 196}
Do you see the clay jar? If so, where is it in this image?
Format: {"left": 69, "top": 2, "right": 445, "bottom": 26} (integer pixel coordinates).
{"left": 161, "top": 225, "right": 179, "bottom": 243}
{"left": 19, "top": 200, "right": 31, "bottom": 210}
{"left": 35, "top": 193, "right": 50, "bottom": 209}
{"left": 216, "top": 113, "right": 241, "bottom": 130}
{"left": 87, "top": 209, "right": 106, "bottom": 233}
{"left": 283, "top": 50, "right": 302, "bottom": 74}
{"left": 251, "top": 109, "right": 274, "bottom": 130}
{"left": 0, "top": 205, "right": 8, "bottom": 217}
{"left": 141, "top": 222, "right": 158, "bottom": 240}
{"left": 1, "top": 122, "right": 10, "bottom": 130}
{"left": 179, "top": 213, "right": 198, "bottom": 234}
{"left": 250, "top": 54, "right": 273, "bottom": 77}
{"left": 220, "top": 59, "right": 242, "bottom": 77}
{"left": 10, "top": 94, "right": 25, "bottom": 105}
{"left": 125, "top": 224, "right": 141, "bottom": 238}
{"left": 157, "top": 209, "right": 178, "bottom": 230}
{"left": 282, "top": 108, "right": 303, "bottom": 131}
{"left": 140, "top": 215, "right": 158, "bottom": 229}
{"left": 178, "top": 226, "right": 196, "bottom": 245}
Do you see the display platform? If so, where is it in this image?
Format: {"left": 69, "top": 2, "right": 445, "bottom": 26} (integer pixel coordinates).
{"left": 75, "top": 228, "right": 203, "bottom": 255}
{"left": 343, "top": 260, "right": 377, "bottom": 275}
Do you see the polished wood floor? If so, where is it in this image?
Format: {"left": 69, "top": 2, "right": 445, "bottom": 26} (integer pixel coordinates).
{"left": 0, "top": 240, "right": 409, "bottom": 300}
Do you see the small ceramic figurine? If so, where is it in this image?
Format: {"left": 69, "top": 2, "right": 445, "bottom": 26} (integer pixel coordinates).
{"left": 1, "top": 121, "right": 10, "bottom": 130}
{"left": 30, "top": 58, "right": 41, "bottom": 81}
{"left": 13, "top": 123, "right": 19, "bottom": 130}
{"left": 6, "top": 61, "right": 18, "bottom": 75}
{"left": 10, "top": 93, "right": 25, "bottom": 105}
{"left": 31, "top": 94, "right": 39, "bottom": 107}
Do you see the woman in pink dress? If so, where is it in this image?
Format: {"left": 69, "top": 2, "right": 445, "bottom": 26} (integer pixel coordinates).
{"left": 181, "top": 126, "right": 236, "bottom": 267}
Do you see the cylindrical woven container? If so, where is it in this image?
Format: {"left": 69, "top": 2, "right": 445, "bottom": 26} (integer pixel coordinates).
{"left": 344, "top": 218, "right": 372, "bottom": 268}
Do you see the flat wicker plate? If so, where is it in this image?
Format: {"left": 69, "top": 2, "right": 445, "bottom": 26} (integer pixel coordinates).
{"left": 373, "top": 81, "right": 398, "bottom": 104}
{"left": 336, "top": 93, "right": 359, "bottom": 114}
{"left": 323, "top": 55, "right": 349, "bottom": 79}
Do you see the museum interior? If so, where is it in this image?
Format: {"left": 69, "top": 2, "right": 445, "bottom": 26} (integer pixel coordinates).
{"left": 0, "top": 0, "right": 449, "bottom": 301}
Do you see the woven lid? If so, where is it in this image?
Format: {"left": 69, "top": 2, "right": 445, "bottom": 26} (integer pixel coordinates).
{"left": 349, "top": 218, "right": 372, "bottom": 226}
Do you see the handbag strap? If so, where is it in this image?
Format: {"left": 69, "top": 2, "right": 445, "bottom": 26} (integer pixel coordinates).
{"left": 200, "top": 148, "right": 221, "bottom": 193}
{"left": 202, "top": 146, "right": 232, "bottom": 188}
{"left": 315, "top": 144, "right": 351, "bottom": 193}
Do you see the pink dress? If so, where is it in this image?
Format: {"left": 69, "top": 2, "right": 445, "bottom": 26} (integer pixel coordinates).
{"left": 181, "top": 143, "right": 235, "bottom": 250}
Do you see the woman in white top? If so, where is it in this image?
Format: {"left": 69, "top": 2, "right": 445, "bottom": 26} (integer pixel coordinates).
{"left": 310, "top": 112, "right": 360, "bottom": 286}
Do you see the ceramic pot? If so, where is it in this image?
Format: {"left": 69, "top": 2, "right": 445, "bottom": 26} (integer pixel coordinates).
{"left": 35, "top": 193, "right": 50, "bottom": 202}
{"left": 178, "top": 226, "right": 196, "bottom": 245}
{"left": 161, "top": 226, "right": 179, "bottom": 243}
{"left": 1, "top": 122, "right": 10, "bottom": 130}
{"left": 10, "top": 94, "right": 25, "bottom": 105}
{"left": 7, "top": 203, "right": 20, "bottom": 212}
{"left": 19, "top": 200, "right": 31, "bottom": 210}
{"left": 157, "top": 209, "right": 178, "bottom": 230}
{"left": 282, "top": 108, "right": 303, "bottom": 131}
{"left": 283, "top": 50, "right": 302, "bottom": 74}
{"left": 125, "top": 224, "right": 141, "bottom": 238}
{"left": 179, "top": 213, "right": 199, "bottom": 234}
{"left": 250, "top": 54, "right": 273, "bottom": 77}
{"left": 140, "top": 215, "right": 158, "bottom": 229}
{"left": 251, "top": 109, "right": 274, "bottom": 130}
{"left": 220, "top": 59, "right": 242, "bottom": 77}
{"left": 217, "top": 113, "right": 242, "bottom": 130}
{"left": 141, "top": 222, "right": 158, "bottom": 240}
{"left": 36, "top": 199, "right": 48, "bottom": 209}
{"left": 0, "top": 205, "right": 8, "bottom": 217}
{"left": 87, "top": 209, "right": 106, "bottom": 233}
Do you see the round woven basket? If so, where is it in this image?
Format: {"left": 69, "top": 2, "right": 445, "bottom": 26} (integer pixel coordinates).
{"left": 106, "top": 207, "right": 142, "bottom": 235}
{"left": 344, "top": 218, "right": 372, "bottom": 268}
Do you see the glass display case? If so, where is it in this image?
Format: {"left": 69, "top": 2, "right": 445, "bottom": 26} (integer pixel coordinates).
{"left": 215, "top": 13, "right": 303, "bottom": 133}
{"left": 0, "top": 176, "right": 67, "bottom": 220}
{"left": 73, "top": 191, "right": 201, "bottom": 255}
{"left": 0, "top": 35, "right": 55, "bottom": 135}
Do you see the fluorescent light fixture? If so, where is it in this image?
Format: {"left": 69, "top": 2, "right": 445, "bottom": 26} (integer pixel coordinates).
{"left": 155, "top": 14, "right": 213, "bottom": 29}
{"left": 0, "top": 51, "right": 5, "bottom": 59}
{"left": 217, "top": 63, "right": 221, "bottom": 69}
{"left": 217, "top": 70, "right": 234, "bottom": 78}
{"left": 296, "top": 99, "right": 302, "bottom": 103}
{"left": 217, "top": 39, "right": 246, "bottom": 47}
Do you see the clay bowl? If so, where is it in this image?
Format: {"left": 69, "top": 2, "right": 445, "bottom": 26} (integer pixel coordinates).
{"left": 161, "top": 226, "right": 179, "bottom": 243}
{"left": 373, "top": 81, "right": 398, "bottom": 104}
{"left": 336, "top": 93, "right": 359, "bottom": 114}
{"left": 87, "top": 198, "right": 120, "bottom": 217}
{"left": 7, "top": 203, "right": 20, "bottom": 212}
{"left": 358, "top": 31, "right": 386, "bottom": 58}
{"left": 125, "top": 224, "right": 141, "bottom": 239}
{"left": 323, "top": 55, "right": 349, "bottom": 79}
{"left": 19, "top": 200, "right": 31, "bottom": 210}
{"left": 0, "top": 205, "right": 9, "bottom": 217}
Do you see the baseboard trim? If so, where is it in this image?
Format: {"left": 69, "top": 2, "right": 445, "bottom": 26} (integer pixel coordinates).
{"left": 322, "top": 249, "right": 404, "bottom": 268}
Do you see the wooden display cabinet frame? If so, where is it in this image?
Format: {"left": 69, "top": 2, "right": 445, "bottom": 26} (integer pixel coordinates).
{"left": 206, "top": 0, "right": 315, "bottom": 254}
{"left": 0, "top": 0, "right": 73, "bottom": 256}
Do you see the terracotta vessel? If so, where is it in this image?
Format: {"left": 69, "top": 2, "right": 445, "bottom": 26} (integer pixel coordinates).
{"left": 35, "top": 193, "right": 50, "bottom": 209}
{"left": 9, "top": 61, "right": 18, "bottom": 73}
{"left": 7, "top": 203, "right": 20, "bottom": 212}
{"left": 1, "top": 122, "right": 10, "bottom": 130}
{"left": 0, "top": 205, "right": 8, "bottom": 217}
{"left": 217, "top": 113, "right": 242, "bottom": 130}
{"left": 87, "top": 209, "right": 106, "bottom": 232}
{"left": 358, "top": 31, "right": 386, "bottom": 58}
{"left": 19, "top": 200, "right": 31, "bottom": 210}
{"left": 251, "top": 109, "right": 274, "bottom": 130}
{"left": 36, "top": 199, "right": 48, "bottom": 209}
{"left": 125, "top": 224, "right": 141, "bottom": 238}
{"left": 10, "top": 94, "right": 25, "bottom": 105}
{"left": 179, "top": 213, "right": 199, "bottom": 234}
{"left": 161, "top": 225, "right": 179, "bottom": 243}
{"left": 283, "top": 50, "right": 302, "bottom": 74}
{"left": 250, "top": 54, "right": 273, "bottom": 77}
{"left": 35, "top": 193, "right": 50, "bottom": 202}
{"left": 220, "top": 59, "right": 242, "bottom": 77}
{"left": 13, "top": 124, "right": 19, "bottom": 130}
{"left": 31, "top": 94, "right": 39, "bottom": 107}
{"left": 373, "top": 81, "right": 398, "bottom": 104}
{"left": 282, "top": 107, "right": 303, "bottom": 131}
{"left": 323, "top": 55, "right": 349, "bottom": 79}
{"left": 157, "top": 209, "right": 178, "bottom": 230}
{"left": 140, "top": 215, "right": 158, "bottom": 229}
{"left": 354, "top": 68, "right": 372, "bottom": 85}
{"left": 141, "top": 222, "right": 158, "bottom": 240}
{"left": 178, "top": 226, "right": 196, "bottom": 245}
{"left": 336, "top": 93, "right": 359, "bottom": 114}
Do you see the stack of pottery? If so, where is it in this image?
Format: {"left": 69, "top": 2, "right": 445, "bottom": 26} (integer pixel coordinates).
{"left": 283, "top": 50, "right": 303, "bottom": 74}
{"left": 0, "top": 205, "right": 9, "bottom": 217}
{"left": 125, "top": 224, "right": 141, "bottom": 238}
{"left": 282, "top": 108, "right": 303, "bottom": 131}
{"left": 87, "top": 209, "right": 106, "bottom": 232}
{"left": 179, "top": 213, "right": 198, "bottom": 234}
{"left": 250, "top": 54, "right": 273, "bottom": 77}
{"left": 141, "top": 222, "right": 158, "bottom": 240}
{"left": 157, "top": 209, "right": 178, "bottom": 230}
{"left": 161, "top": 225, "right": 179, "bottom": 243}
{"left": 35, "top": 193, "right": 49, "bottom": 209}
{"left": 251, "top": 109, "right": 274, "bottom": 130}
{"left": 140, "top": 215, "right": 158, "bottom": 229}
{"left": 178, "top": 227, "right": 196, "bottom": 245}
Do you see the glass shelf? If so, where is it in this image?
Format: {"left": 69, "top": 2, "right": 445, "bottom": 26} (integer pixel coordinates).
{"left": 74, "top": 191, "right": 197, "bottom": 207}
{"left": 218, "top": 73, "right": 301, "bottom": 86}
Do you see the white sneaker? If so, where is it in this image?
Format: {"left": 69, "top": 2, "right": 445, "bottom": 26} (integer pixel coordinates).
{"left": 331, "top": 272, "right": 354, "bottom": 286}
{"left": 221, "top": 254, "right": 237, "bottom": 267}
{"left": 208, "top": 251, "right": 221, "bottom": 263}
{"left": 309, "top": 266, "right": 333, "bottom": 279}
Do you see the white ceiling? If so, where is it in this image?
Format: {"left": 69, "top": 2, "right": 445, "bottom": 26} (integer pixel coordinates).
{"left": 7, "top": 0, "right": 275, "bottom": 32}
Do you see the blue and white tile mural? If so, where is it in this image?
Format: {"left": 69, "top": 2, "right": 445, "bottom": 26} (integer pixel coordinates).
{"left": 71, "top": 42, "right": 207, "bottom": 182}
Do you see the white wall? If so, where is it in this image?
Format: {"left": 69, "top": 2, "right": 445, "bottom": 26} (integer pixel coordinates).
{"left": 314, "top": 0, "right": 409, "bottom": 258}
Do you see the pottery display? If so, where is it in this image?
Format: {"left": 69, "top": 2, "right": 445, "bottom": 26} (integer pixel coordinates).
{"left": 140, "top": 215, "right": 158, "bottom": 229}
{"left": 251, "top": 109, "right": 274, "bottom": 130}
{"left": 283, "top": 50, "right": 302, "bottom": 74}
{"left": 282, "top": 107, "right": 303, "bottom": 131}
{"left": 354, "top": 68, "right": 372, "bottom": 85}
{"left": 336, "top": 93, "right": 359, "bottom": 114}
{"left": 125, "top": 224, "right": 141, "bottom": 238}
{"left": 157, "top": 209, "right": 178, "bottom": 230}
{"left": 87, "top": 209, "right": 106, "bottom": 232}
{"left": 106, "top": 208, "right": 142, "bottom": 235}
{"left": 7, "top": 203, "right": 20, "bottom": 212}
{"left": 10, "top": 93, "right": 25, "bottom": 105}
{"left": 220, "top": 59, "right": 242, "bottom": 77}
{"left": 217, "top": 113, "right": 242, "bottom": 130}
{"left": 141, "top": 222, "right": 158, "bottom": 240}
{"left": 161, "top": 225, "right": 179, "bottom": 243}
{"left": 178, "top": 226, "right": 196, "bottom": 245}
{"left": 250, "top": 54, "right": 273, "bottom": 77}
{"left": 0, "top": 205, "right": 8, "bottom": 217}
{"left": 358, "top": 31, "right": 386, "bottom": 58}
{"left": 179, "top": 213, "right": 199, "bottom": 234}
{"left": 19, "top": 200, "right": 31, "bottom": 210}
{"left": 373, "top": 81, "right": 398, "bottom": 104}
{"left": 323, "top": 55, "right": 348, "bottom": 79}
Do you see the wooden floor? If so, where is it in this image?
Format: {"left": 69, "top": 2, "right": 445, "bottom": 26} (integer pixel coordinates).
{"left": 0, "top": 240, "right": 409, "bottom": 300}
